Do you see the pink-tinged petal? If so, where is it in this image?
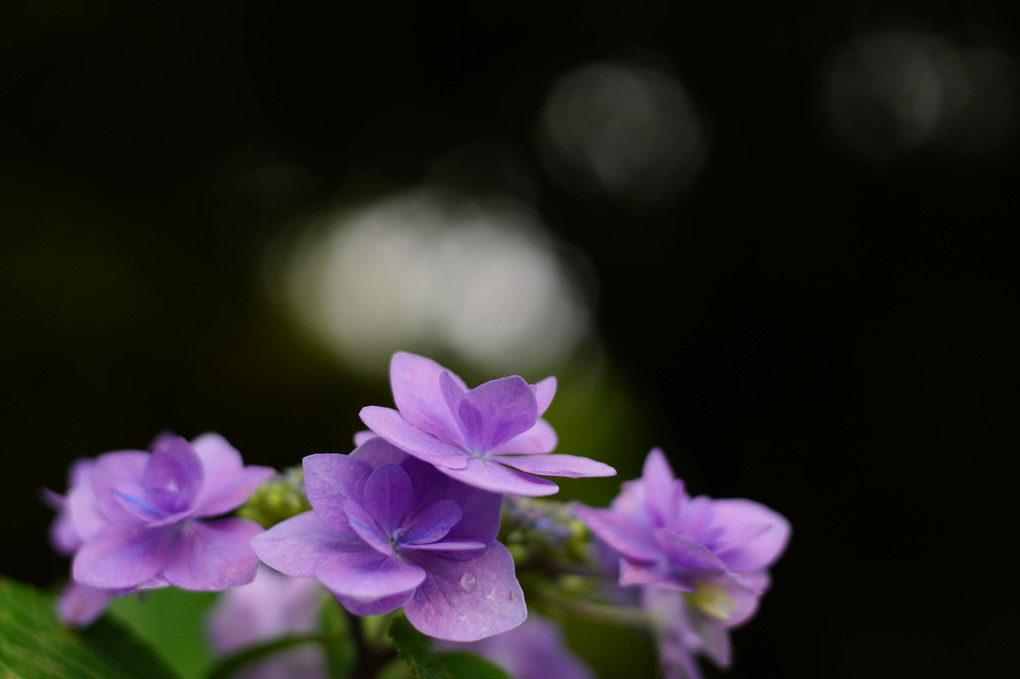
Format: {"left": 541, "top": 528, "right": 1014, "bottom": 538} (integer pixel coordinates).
{"left": 353, "top": 430, "right": 377, "bottom": 446}
{"left": 359, "top": 407, "right": 470, "bottom": 470}
{"left": 58, "top": 581, "right": 115, "bottom": 626}
{"left": 492, "top": 454, "right": 616, "bottom": 479}
{"left": 402, "top": 500, "right": 462, "bottom": 545}
{"left": 488, "top": 419, "right": 558, "bottom": 456}
{"left": 711, "top": 499, "right": 791, "bottom": 573}
{"left": 67, "top": 486, "right": 107, "bottom": 542}
{"left": 437, "top": 457, "right": 559, "bottom": 497}
{"left": 192, "top": 465, "right": 275, "bottom": 519}
{"left": 531, "top": 376, "right": 557, "bottom": 417}
{"left": 642, "top": 449, "right": 680, "bottom": 527}
{"left": 73, "top": 523, "right": 174, "bottom": 589}
{"left": 315, "top": 551, "right": 425, "bottom": 602}
{"left": 619, "top": 560, "right": 695, "bottom": 591}
{"left": 189, "top": 432, "right": 241, "bottom": 502}
{"left": 252, "top": 512, "right": 361, "bottom": 577}
{"left": 163, "top": 518, "right": 263, "bottom": 590}
{"left": 363, "top": 464, "right": 414, "bottom": 535}
{"left": 91, "top": 451, "right": 150, "bottom": 525}
{"left": 144, "top": 437, "right": 204, "bottom": 514}
{"left": 342, "top": 499, "right": 393, "bottom": 556}
{"left": 403, "top": 542, "right": 526, "bottom": 642}
{"left": 698, "top": 615, "right": 733, "bottom": 666}
{"left": 572, "top": 505, "right": 659, "bottom": 562}
{"left": 337, "top": 590, "right": 414, "bottom": 616}
{"left": 725, "top": 579, "right": 765, "bottom": 627}
{"left": 304, "top": 454, "right": 373, "bottom": 533}
{"left": 458, "top": 376, "right": 537, "bottom": 451}
{"left": 390, "top": 352, "right": 466, "bottom": 443}
{"left": 654, "top": 529, "right": 728, "bottom": 575}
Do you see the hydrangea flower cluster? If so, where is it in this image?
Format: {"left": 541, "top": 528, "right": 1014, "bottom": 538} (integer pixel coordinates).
{"left": 575, "top": 448, "right": 791, "bottom": 678}
{"left": 46, "top": 433, "right": 273, "bottom": 624}
{"left": 44, "top": 351, "right": 789, "bottom": 679}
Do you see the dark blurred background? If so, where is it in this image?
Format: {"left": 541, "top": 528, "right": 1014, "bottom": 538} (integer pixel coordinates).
{"left": 1, "top": 0, "right": 1012, "bottom": 677}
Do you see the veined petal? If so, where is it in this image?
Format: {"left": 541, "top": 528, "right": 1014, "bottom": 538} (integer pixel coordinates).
{"left": 336, "top": 590, "right": 414, "bottom": 616}
{"left": 163, "top": 518, "right": 263, "bottom": 590}
{"left": 402, "top": 457, "right": 502, "bottom": 546}
{"left": 359, "top": 407, "right": 470, "bottom": 470}
{"left": 572, "top": 505, "right": 659, "bottom": 562}
{"left": 363, "top": 464, "right": 414, "bottom": 536}
{"left": 491, "top": 454, "right": 616, "bottom": 478}
{"left": 315, "top": 551, "right": 425, "bottom": 602}
{"left": 351, "top": 436, "right": 409, "bottom": 467}
{"left": 343, "top": 499, "right": 393, "bottom": 556}
{"left": 403, "top": 541, "right": 526, "bottom": 642}
{"left": 654, "top": 529, "right": 728, "bottom": 575}
{"left": 710, "top": 499, "right": 791, "bottom": 573}
{"left": 458, "top": 376, "right": 537, "bottom": 452}
{"left": 390, "top": 352, "right": 466, "bottom": 443}
{"left": 401, "top": 539, "right": 488, "bottom": 558}
{"left": 436, "top": 456, "right": 560, "bottom": 497}
{"left": 304, "top": 454, "right": 374, "bottom": 534}
{"left": 252, "top": 512, "right": 361, "bottom": 578}
{"left": 144, "top": 437, "right": 203, "bottom": 515}
{"left": 91, "top": 451, "right": 150, "bottom": 525}
{"left": 488, "top": 418, "right": 558, "bottom": 456}
{"left": 401, "top": 500, "right": 462, "bottom": 545}
{"left": 73, "top": 523, "right": 174, "bottom": 589}
{"left": 192, "top": 465, "right": 275, "bottom": 519}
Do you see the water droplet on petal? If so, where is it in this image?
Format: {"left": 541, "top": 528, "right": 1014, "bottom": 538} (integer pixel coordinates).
{"left": 460, "top": 571, "right": 477, "bottom": 592}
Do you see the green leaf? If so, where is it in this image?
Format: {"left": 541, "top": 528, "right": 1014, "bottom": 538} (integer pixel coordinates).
{"left": 0, "top": 576, "right": 180, "bottom": 679}
{"left": 388, "top": 616, "right": 512, "bottom": 679}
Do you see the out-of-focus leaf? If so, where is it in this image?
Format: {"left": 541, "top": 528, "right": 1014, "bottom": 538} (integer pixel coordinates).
{"left": 388, "top": 616, "right": 512, "bottom": 679}
{"left": 108, "top": 586, "right": 218, "bottom": 679}
{"left": 0, "top": 576, "right": 180, "bottom": 679}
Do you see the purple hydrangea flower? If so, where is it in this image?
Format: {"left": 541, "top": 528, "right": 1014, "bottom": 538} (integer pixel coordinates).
{"left": 69, "top": 433, "right": 274, "bottom": 593}
{"left": 359, "top": 352, "right": 615, "bottom": 497}
{"left": 252, "top": 436, "right": 527, "bottom": 641}
{"left": 574, "top": 448, "right": 790, "bottom": 678}
{"left": 438, "top": 614, "right": 593, "bottom": 679}
{"left": 207, "top": 566, "right": 329, "bottom": 679}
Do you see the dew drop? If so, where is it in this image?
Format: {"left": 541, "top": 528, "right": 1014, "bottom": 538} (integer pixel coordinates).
{"left": 460, "top": 571, "right": 477, "bottom": 592}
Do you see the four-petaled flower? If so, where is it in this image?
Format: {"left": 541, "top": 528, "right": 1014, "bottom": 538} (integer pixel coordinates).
{"left": 359, "top": 352, "right": 615, "bottom": 496}
{"left": 252, "top": 436, "right": 527, "bottom": 641}
{"left": 70, "top": 433, "right": 274, "bottom": 593}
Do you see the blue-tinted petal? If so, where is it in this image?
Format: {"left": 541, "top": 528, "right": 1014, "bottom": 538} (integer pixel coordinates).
{"left": 390, "top": 352, "right": 466, "bottom": 443}
{"left": 401, "top": 499, "right": 462, "bottom": 545}
{"left": 163, "top": 518, "right": 262, "bottom": 590}
{"left": 458, "top": 376, "right": 537, "bottom": 452}
{"left": 359, "top": 406, "right": 470, "bottom": 470}
{"left": 363, "top": 464, "right": 414, "bottom": 536}
{"left": 304, "top": 454, "right": 373, "bottom": 534}
{"left": 315, "top": 551, "right": 425, "bottom": 602}
{"left": 144, "top": 437, "right": 203, "bottom": 514}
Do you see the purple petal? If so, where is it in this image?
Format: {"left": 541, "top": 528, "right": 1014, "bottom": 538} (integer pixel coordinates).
{"left": 619, "top": 560, "right": 696, "bottom": 591}
{"left": 163, "top": 518, "right": 263, "bottom": 590}
{"left": 304, "top": 454, "right": 373, "bottom": 534}
{"left": 193, "top": 465, "right": 275, "bottom": 519}
{"left": 315, "top": 551, "right": 425, "bottom": 601}
{"left": 531, "top": 376, "right": 557, "bottom": 417}
{"left": 401, "top": 540, "right": 487, "bottom": 557}
{"left": 436, "top": 457, "right": 560, "bottom": 497}
{"left": 363, "top": 464, "right": 414, "bottom": 535}
{"left": 488, "top": 419, "right": 558, "bottom": 456}
{"left": 67, "top": 485, "right": 107, "bottom": 542}
{"left": 572, "top": 505, "right": 659, "bottom": 562}
{"left": 189, "top": 434, "right": 275, "bottom": 517}
{"left": 401, "top": 500, "right": 462, "bottom": 545}
{"left": 458, "top": 376, "right": 537, "bottom": 452}
{"left": 351, "top": 436, "right": 409, "bottom": 467}
{"left": 654, "top": 529, "right": 728, "bottom": 575}
{"left": 402, "top": 457, "right": 502, "bottom": 545}
{"left": 491, "top": 454, "right": 616, "bottom": 479}
{"left": 404, "top": 542, "right": 526, "bottom": 641}
{"left": 390, "top": 352, "right": 466, "bottom": 443}
{"left": 73, "top": 523, "right": 174, "bottom": 589}
{"left": 58, "top": 581, "right": 115, "bottom": 626}
{"left": 336, "top": 590, "right": 414, "bottom": 616}
{"left": 342, "top": 499, "right": 393, "bottom": 556}
{"left": 252, "top": 512, "right": 361, "bottom": 577}
{"left": 710, "top": 499, "right": 791, "bottom": 573}
{"left": 359, "top": 406, "right": 470, "bottom": 470}
{"left": 91, "top": 451, "right": 150, "bottom": 525}
{"left": 642, "top": 449, "right": 681, "bottom": 527}
{"left": 144, "top": 437, "right": 204, "bottom": 514}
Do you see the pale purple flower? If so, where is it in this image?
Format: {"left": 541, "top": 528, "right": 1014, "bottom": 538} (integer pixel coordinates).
{"left": 70, "top": 433, "right": 274, "bottom": 593}
{"left": 574, "top": 448, "right": 790, "bottom": 678}
{"left": 252, "top": 437, "right": 526, "bottom": 641}
{"left": 438, "top": 614, "right": 593, "bottom": 679}
{"left": 359, "top": 352, "right": 615, "bottom": 497}
{"left": 207, "top": 566, "right": 329, "bottom": 679}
